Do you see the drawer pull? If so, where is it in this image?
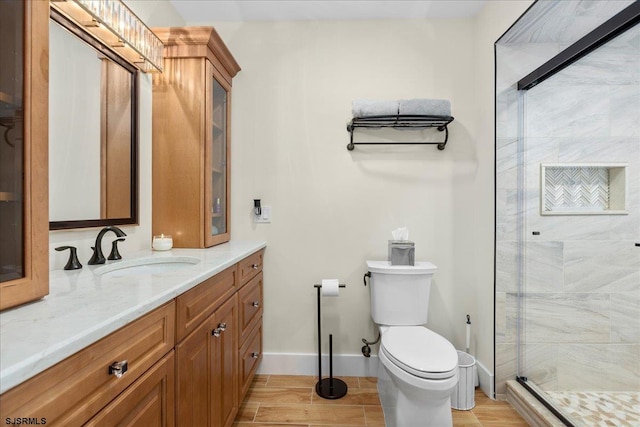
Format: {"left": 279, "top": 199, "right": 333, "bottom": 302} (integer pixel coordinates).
{"left": 109, "top": 360, "right": 128, "bottom": 378}
{"left": 251, "top": 264, "right": 259, "bottom": 270}
{"left": 218, "top": 322, "right": 227, "bottom": 331}
{"left": 251, "top": 301, "right": 260, "bottom": 308}
{"left": 251, "top": 352, "right": 260, "bottom": 359}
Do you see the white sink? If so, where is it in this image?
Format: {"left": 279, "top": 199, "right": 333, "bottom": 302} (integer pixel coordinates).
{"left": 94, "top": 256, "right": 201, "bottom": 278}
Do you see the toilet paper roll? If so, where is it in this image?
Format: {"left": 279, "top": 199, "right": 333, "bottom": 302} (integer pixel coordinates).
{"left": 321, "top": 279, "right": 340, "bottom": 297}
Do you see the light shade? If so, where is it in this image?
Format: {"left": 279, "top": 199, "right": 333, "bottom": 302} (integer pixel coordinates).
{"left": 50, "top": 0, "right": 164, "bottom": 73}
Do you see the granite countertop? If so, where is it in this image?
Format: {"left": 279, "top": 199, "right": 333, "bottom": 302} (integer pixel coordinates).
{"left": 0, "top": 240, "right": 266, "bottom": 394}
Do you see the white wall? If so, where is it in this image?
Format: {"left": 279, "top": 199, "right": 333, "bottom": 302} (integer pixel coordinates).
{"left": 215, "top": 18, "right": 479, "bottom": 362}
{"left": 213, "top": 2, "right": 533, "bottom": 380}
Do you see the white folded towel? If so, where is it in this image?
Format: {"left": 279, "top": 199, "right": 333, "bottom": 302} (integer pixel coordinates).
{"left": 352, "top": 100, "right": 399, "bottom": 118}
{"left": 398, "top": 99, "right": 451, "bottom": 117}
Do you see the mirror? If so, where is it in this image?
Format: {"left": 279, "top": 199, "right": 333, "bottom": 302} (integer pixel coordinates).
{"left": 49, "top": 9, "right": 138, "bottom": 230}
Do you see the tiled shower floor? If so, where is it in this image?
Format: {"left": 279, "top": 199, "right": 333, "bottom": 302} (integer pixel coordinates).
{"left": 546, "top": 391, "right": 640, "bottom": 427}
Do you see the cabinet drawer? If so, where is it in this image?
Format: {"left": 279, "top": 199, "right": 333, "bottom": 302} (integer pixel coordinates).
{"left": 238, "top": 249, "right": 264, "bottom": 286}
{"left": 238, "top": 324, "right": 262, "bottom": 401}
{"left": 0, "top": 301, "right": 175, "bottom": 427}
{"left": 176, "top": 265, "right": 237, "bottom": 342}
{"left": 86, "top": 351, "right": 175, "bottom": 427}
{"left": 238, "top": 272, "right": 263, "bottom": 344}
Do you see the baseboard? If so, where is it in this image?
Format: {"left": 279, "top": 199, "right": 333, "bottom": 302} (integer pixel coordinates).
{"left": 476, "top": 360, "right": 494, "bottom": 399}
{"left": 257, "top": 352, "right": 379, "bottom": 378}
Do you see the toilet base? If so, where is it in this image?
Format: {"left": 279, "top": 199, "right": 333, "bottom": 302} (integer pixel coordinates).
{"left": 378, "top": 347, "right": 457, "bottom": 427}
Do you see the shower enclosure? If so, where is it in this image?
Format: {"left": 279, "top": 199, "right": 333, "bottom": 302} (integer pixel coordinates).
{"left": 495, "top": 1, "right": 639, "bottom": 426}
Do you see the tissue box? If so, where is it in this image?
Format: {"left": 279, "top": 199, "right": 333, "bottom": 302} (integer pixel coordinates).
{"left": 388, "top": 240, "right": 415, "bottom": 266}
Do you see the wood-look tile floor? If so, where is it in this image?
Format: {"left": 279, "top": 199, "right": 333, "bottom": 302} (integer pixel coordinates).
{"left": 233, "top": 375, "right": 529, "bottom": 426}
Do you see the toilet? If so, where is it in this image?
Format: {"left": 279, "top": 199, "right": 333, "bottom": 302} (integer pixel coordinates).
{"left": 366, "top": 260, "right": 459, "bottom": 427}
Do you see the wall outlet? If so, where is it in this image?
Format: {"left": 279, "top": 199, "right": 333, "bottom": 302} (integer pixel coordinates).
{"left": 255, "top": 205, "right": 271, "bottom": 223}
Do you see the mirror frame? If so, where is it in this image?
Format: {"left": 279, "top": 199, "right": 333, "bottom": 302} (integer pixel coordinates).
{"left": 49, "top": 8, "right": 139, "bottom": 230}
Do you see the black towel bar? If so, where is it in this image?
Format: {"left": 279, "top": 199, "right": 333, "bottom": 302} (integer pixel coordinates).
{"left": 346, "top": 114, "right": 454, "bottom": 151}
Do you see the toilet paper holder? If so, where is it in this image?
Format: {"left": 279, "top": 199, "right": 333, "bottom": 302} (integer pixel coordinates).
{"left": 313, "top": 283, "right": 347, "bottom": 399}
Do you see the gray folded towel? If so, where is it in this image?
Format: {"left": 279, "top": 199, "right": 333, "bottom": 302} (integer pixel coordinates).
{"left": 352, "top": 100, "right": 399, "bottom": 118}
{"left": 398, "top": 99, "right": 451, "bottom": 117}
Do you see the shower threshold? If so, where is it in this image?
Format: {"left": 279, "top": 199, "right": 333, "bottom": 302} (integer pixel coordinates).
{"left": 508, "top": 380, "right": 640, "bottom": 427}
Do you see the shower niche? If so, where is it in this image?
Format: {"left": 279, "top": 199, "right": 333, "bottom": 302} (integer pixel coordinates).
{"left": 540, "top": 163, "right": 628, "bottom": 215}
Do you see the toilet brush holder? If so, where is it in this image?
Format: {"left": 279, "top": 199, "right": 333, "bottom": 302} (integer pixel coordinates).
{"left": 314, "top": 283, "right": 348, "bottom": 399}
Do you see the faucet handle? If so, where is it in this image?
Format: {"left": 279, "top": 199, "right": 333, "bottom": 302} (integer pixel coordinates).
{"left": 55, "top": 246, "right": 83, "bottom": 270}
{"left": 108, "top": 238, "right": 126, "bottom": 261}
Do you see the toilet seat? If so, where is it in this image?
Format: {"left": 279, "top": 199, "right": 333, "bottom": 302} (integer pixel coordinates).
{"left": 381, "top": 326, "right": 458, "bottom": 380}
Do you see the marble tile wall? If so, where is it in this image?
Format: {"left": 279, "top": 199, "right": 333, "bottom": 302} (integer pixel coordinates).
{"left": 495, "top": 21, "right": 640, "bottom": 397}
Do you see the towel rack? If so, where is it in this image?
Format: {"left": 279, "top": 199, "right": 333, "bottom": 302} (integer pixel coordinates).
{"left": 346, "top": 115, "right": 454, "bottom": 151}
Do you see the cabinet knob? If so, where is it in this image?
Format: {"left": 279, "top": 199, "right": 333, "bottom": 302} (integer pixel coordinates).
{"left": 251, "top": 264, "right": 259, "bottom": 270}
{"left": 212, "top": 322, "right": 227, "bottom": 337}
{"left": 251, "top": 352, "right": 260, "bottom": 359}
{"left": 251, "top": 301, "right": 260, "bottom": 308}
{"left": 109, "top": 360, "right": 128, "bottom": 378}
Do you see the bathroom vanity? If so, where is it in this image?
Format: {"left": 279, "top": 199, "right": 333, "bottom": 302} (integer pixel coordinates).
{"left": 0, "top": 241, "right": 265, "bottom": 427}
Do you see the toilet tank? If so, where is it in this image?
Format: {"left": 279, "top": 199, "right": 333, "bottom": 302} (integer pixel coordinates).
{"left": 366, "top": 260, "right": 438, "bottom": 326}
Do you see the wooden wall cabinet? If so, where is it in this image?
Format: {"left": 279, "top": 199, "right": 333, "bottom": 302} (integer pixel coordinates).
{"left": 0, "top": 0, "right": 49, "bottom": 310}
{"left": 152, "top": 27, "right": 241, "bottom": 248}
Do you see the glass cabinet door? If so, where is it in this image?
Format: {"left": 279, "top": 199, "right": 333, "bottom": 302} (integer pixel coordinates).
{"left": 206, "top": 65, "right": 230, "bottom": 246}
{"left": 0, "top": 0, "right": 48, "bottom": 310}
{"left": 0, "top": 0, "right": 25, "bottom": 283}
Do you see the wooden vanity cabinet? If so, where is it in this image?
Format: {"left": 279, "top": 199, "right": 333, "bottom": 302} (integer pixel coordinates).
{"left": 0, "top": 249, "right": 264, "bottom": 427}
{"left": 152, "top": 27, "right": 241, "bottom": 248}
{"left": 0, "top": 0, "right": 49, "bottom": 310}
{"left": 0, "top": 302, "right": 175, "bottom": 426}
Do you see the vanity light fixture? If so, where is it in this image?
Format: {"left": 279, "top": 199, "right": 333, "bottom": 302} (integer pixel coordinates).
{"left": 50, "top": 0, "right": 164, "bottom": 73}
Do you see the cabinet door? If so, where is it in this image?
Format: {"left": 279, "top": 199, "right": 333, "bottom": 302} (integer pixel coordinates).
{"left": 0, "top": 0, "right": 48, "bottom": 310}
{"left": 212, "top": 294, "right": 238, "bottom": 427}
{"left": 85, "top": 351, "right": 175, "bottom": 427}
{"left": 204, "top": 61, "right": 231, "bottom": 247}
{"left": 176, "top": 315, "right": 215, "bottom": 427}
{"left": 176, "top": 294, "right": 237, "bottom": 427}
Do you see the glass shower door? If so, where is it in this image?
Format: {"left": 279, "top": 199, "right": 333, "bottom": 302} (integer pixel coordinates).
{"left": 517, "top": 22, "right": 640, "bottom": 426}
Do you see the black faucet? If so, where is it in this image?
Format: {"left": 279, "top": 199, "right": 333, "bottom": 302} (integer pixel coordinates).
{"left": 88, "top": 226, "right": 127, "bottom": 265}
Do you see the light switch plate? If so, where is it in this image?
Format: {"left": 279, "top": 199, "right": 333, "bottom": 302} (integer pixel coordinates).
{"left": 255, "top": 205, "right": 271, "bottom": 223}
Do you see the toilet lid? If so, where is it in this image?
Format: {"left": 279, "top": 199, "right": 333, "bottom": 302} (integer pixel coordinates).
{"left": 381, "top": 326, "right": 458, "bottom": 380}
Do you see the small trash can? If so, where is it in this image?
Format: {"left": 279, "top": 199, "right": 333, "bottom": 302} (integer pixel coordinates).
{"left": 451, "top": 350, "right": 476, "bottom": 410}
